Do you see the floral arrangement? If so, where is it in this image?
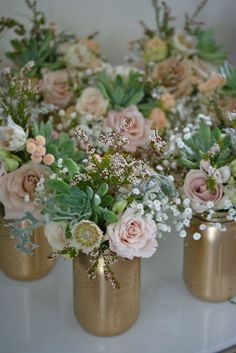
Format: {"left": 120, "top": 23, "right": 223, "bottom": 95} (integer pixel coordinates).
{"left": 9, "top": 118, "right": 192, "bottom": 286}
{"left": 164, "top": 119, "right": 236, "bottom": 239}
{"left": 55, "top": 64, "right": 178, "bottom": 162}
{"left": 0, "top": 62, "right": 83, "bottom": 239}
{"left": 0, "top": 0, "right": 104, "bottom": 77}
{"left": 127, "top": 0, "right": 228, "bottom": 135}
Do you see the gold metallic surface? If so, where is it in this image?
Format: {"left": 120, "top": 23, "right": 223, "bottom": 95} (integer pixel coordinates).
{"left": 0, "top": 219, "right": 56, "bottom": 281}
{"left": 183, "top": 214, "right": 236, "bottom": 302}
{"left": 73, "top": 253, "right": 140, "bottom": 336}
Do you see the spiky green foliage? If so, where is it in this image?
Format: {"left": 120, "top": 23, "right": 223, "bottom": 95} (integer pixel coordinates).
{"left": 220, "top": 63, "right": 236, "bottom": 97}
{"left": 178, "top": 123, "right": 233, "bottom": 169}
{"left": 194, "top": 28, "right": 227, "bottom": 65}
{"left": 98, "top": 70, "right": 159, "bottom": 115}
{"left": 98, "top": 70, "right": 145, "bottom": 110}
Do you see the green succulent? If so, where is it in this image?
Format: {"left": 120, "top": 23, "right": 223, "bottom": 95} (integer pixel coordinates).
{"left": 220, "top": 63, "right": 236, "bottom": 97}
{"left": 0, "top": 0, "right": 71, "bottom": 76}
{"left": 44, "top": 179, "right": 117, "bottom": 228}
{"left": 97, "top": 70, "right": 159, "bottom": 115}
{"left": 178, "top": 123, "right": 233, "bottom": 169}
{"left": 194, "top": 28, "right": 227, "bottom": 65}
{"left": 97, "top": 70, "right": 145, "bottom": 110}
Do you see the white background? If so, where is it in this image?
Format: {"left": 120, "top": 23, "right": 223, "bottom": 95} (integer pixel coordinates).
{"left": 0, "top": 0, "right": 236, "bottom": 65}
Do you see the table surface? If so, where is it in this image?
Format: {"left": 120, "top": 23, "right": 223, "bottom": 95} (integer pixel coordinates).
{"left": 0, "top": 236, "right": 236, "bottom": 353}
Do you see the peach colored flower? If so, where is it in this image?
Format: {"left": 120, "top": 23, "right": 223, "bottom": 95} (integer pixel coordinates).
{"left": 43, "top": 154, "right": 55, "bottom": 165}
{"left": 35, "top": 135, "right": 46, "bottom": 146}
{"left": 104, "top": 105, "right": 151, "bottom": 153}
{"left": 35, "top": 145, "right": 46, "bottom": 156}
{"left": 149, "top": 108, "right": 168, "bottom": 130}
{"left": 0, "top": 163, "right": 50, "bottom": 220}
{"left": 26, "top": 141, "right": 37, "bottom": 154}
{"left": 44, "top": 222, "right": 67, "bottom": 251}
{"left": 31, "top": 153, "right": 43, "bottom": 163}
{"left": 183, "top": 169, "right": 224, "bottom": 213}
{"left": 76, "top": 87, "right": 109, "bottom": 117}
{"left": 160, "top": 91, "right": 176, "bottom": 110}
{"left": 152, "top": 57, "right": 193, "bottom": 98}
{"left": 40, "top": 70, "right": 72, "bottom": 108}
{"left": 107, "top": 207, "right": 158, "bottom": 259}
{"left": 198, "top": 74, "right": 225, "bottom": 93}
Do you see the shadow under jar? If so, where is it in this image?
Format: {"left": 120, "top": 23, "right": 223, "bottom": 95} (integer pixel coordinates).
{"left": 183, "top": 213, "right": 236, "bottom": 302}
{"left": 0, "top": 218, "right": 56, "bottom": 281}
{"left": 73, "top": 253, "right": 140, "bottom": 336}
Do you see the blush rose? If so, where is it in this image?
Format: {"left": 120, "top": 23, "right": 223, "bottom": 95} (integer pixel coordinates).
{"left": 104, "top": 105, "right": 151, "bottom": 153}
{"left": 107, "top": 207, "right": 158, "bottom": 260}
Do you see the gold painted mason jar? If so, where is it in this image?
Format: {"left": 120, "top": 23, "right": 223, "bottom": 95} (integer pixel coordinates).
{"left": 0, "top": 218, "right": 56, "bottom": 281}
{"left": 73, "top": 253, "right": 140, "bottom": 336}
{"left": 183, "top": 213, "right": 236, "bottom": 302}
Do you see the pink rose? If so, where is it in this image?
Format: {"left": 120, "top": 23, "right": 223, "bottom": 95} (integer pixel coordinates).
{"left": 107, "top": 207, "right": 158, "bottom": 260}
{"left": 40, "top": 70, "right": 73, "bottom": 108}
{"left": 104, "top": 106, "right": 151, "bottom": 152}
{"left": 183, "top": 169, "right": 224, "bottom": 212}
{"left": 0, "top": 163, "right": 50, "bottom": 220}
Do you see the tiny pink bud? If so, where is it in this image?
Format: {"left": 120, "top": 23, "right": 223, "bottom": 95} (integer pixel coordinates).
{"left": 43, "top": 154, "right": 55, "bottom": 165}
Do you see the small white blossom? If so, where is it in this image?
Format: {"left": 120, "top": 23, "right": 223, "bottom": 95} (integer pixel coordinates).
{"left": 59, "top": 109, "right": 65, "bottom": 117}
{"left": 180, "top": 230, "right": 187, "bottom": 238}
{"left": 199, "top": 224, "right": 207, "bottom": 231}
{"left": 193, "top": 232, "right": 201, "bottom": 240}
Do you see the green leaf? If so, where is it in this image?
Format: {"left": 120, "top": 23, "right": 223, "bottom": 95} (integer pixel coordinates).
{"left": 178, "top": 158, "right": 199, "bottom": 169}
{"left": 101, "top": 195, "right": 113, "bottom": 207}
{"left": 65, "top": 225, "right": 72, "bottom": 239}
{"left": 103, "top": 210, "right": 118, "bottom": 224}
{"left": 63, "top": 158, "right": 79, "bottom": 176}
{"left": 47, "top": 179, "right": 71, "bottom": 194}
{"left": 93, "top": 194, "right": 101, "bottom": 206}
{"left": 199, "top": 123, "right": 211, "bottom": 147}
{"left": 85, "top": 186, "right": 94, "bottom": 200}
{"left": 97, "top": 183, "right": 109, "bottom": 197}
{"left": 126, "top": 90, "right": 144, "bottom": 106}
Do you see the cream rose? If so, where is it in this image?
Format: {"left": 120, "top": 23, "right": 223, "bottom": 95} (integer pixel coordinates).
{"left": 107, "top": 208, "right": 158, "bottom": 259}
{"left": 40, "top": 70, "right": 72, "bottom": 108}
{"left": 63, "top": 42, "right": 101, "bottom": 69}
{"left": 0, "top": 163, "right": 50, "bottom": 220}
{"left": 104, "top": 106, "right": 151, "bottom": 153}
{"left": 144, "top": 36, "right": 168, "bottom": 62}
{"left": 152, "top": 57, "right": 193, "bottom": 98}
{"left": 76, "top": 87, "right": 108, "bottom": 117}
{"left": 44, "top": 222, "right": 67, "bottom": 251}
{"left": 183, "top": 169, "right": 224, "bottom": 213}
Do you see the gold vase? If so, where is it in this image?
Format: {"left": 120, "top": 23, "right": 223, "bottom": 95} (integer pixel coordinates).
{"left": 73, "top": 253, "right": 140, "bottom": 336}
{"left": 183, "top": 214, "right": 236, "bottom": 302}
{"left": 0, "top": 219, "right": 56, "bottom": 281}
